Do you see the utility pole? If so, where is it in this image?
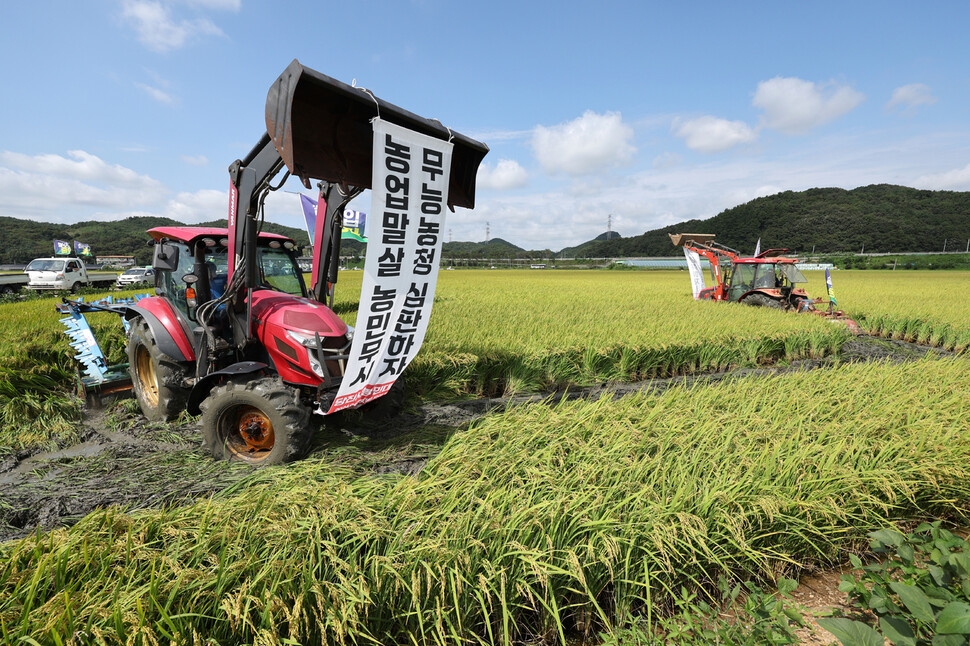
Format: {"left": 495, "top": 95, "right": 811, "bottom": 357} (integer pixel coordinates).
{"left": 449, "top": 229, "right": 453, "bottom": 243}
{"left": 485, "top": 222, "right": 490, "bottom": 243}
{"left": 861, "top": 243, "right": 865, "bottom": 254}
{"left": 943, "top": 238, "right": 948, "bottom": 253}
{"left": 607, "top": 213, "right": 612, "bottom": 237}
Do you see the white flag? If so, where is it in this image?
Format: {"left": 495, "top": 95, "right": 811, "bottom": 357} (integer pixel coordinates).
{"left": 754, "top": 238, "right": 761, "bottom": 256}
{"left": 683, "top": 248, "right": 706, "bottom": 299}
{"left": 327, "top": 119, "right": 453, "bottom": 413}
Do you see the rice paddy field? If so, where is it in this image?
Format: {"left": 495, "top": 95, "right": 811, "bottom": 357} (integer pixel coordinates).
{"left": 1, "top": 269, "right": 969, "bottom": 644}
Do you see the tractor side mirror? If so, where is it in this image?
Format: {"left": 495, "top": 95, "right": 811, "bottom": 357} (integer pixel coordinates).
{"left": 152, "top": 242, "right": 179, "bottom": 272}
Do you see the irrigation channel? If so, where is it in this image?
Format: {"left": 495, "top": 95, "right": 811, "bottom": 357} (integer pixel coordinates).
{"left": 0, "top": 334, "right": 953, "bottom": 544}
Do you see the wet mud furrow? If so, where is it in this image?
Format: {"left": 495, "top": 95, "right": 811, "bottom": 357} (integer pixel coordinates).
{"left": 0, "top": 335, "right": 955, "bottom": 543}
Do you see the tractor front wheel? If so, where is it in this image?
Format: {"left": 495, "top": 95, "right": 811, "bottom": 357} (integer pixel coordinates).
{"left": 201, "top": 377, "right": 312, "bottom": 465}
{"left": 128, "top": 318, "right": 189, "bottom": 421}
{"left": 741, "top": 293, "right": 784, "bottom": 309}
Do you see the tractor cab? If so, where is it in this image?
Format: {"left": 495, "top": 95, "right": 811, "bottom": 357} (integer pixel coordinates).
{"left": 724, "top": 259, "right": 809, "bottom": 306}
{"left": 148, "top": 227, "right": 306, "bottom": 325}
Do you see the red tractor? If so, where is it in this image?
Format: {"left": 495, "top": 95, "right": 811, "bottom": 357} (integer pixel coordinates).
{"left": 118, "top": 60, "right": 488, "bottom": 464}
{"left": 670, "top": 233, "right": 818, "bottom": 311}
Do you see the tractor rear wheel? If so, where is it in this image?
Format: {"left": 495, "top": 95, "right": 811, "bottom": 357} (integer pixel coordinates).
{"left": 741, "top": 293, "right": 784, "bottom": 309}
{"left": 201, "top": 377, "right": 312, "bottom": 465}
{"left": 128, "top": 318, "right": 189, "bottom": 421}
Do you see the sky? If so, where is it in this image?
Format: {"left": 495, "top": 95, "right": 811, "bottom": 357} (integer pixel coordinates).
{"left": 1, "top": 1, "right": 968, "bottom": 251}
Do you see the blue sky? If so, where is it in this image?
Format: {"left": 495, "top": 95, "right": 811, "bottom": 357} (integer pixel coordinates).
{"left": 1, "top": 1, "right": 968, "bottom": 251}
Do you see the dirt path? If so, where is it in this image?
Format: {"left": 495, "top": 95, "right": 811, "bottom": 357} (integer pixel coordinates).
{"left": 0, "top": 335, "right": 955, "bottom": 544}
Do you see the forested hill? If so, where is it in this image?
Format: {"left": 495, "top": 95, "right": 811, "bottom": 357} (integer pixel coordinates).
{"left": 0, "top": 216, "right": 311, "bottom": 265}
{"left": 573, "top": 185, "right": 970, "bottom": 257}
{"left": 4, "top": 185, "right": 968, "bottom": 263}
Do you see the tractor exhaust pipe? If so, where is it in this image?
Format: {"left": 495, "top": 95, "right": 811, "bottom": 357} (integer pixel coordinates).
{"left": 265, "top": 59, "right": 489, "bottom": 209}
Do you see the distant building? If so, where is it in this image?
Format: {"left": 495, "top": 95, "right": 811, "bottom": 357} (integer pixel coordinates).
{"left": 97, "top": 255, "right": 135, "bottom": 267}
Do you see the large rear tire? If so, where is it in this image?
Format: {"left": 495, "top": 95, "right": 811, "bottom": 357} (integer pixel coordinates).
{"left": 741, "top": 293, "right": 784, "bottom": 309}
{"left": 128, "top": 318, "right": 189, "bottom": 421}
{"left": 201, "top": 377, "right": 312, "bottom": 465}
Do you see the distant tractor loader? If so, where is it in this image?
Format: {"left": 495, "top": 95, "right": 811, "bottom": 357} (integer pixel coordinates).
{"left": 670, "top": 233, "right": 845, "bottom": 316}
{"left": 57, "top": 59, "right": 488, "bottom": 465}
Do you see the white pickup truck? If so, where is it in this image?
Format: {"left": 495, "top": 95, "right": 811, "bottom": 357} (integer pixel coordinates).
{"left": 24, "top": 258, "right": 117, "bottom": 292}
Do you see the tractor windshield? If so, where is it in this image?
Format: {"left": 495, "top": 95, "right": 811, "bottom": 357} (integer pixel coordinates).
{"left": 777, "top": 264, "right": 807, "bottom": 284}
{"left": 257, "top": 247, "right": 306, "bottom": 297}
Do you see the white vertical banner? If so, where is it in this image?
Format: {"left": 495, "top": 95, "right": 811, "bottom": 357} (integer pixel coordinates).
{"left": 683, "top": 248, "right": 706, "bottom": 299}
{"left": 327, "top": 118, "right": 453, "bottom": 414}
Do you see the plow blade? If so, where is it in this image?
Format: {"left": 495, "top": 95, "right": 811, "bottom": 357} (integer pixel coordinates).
{"left": 58, "top": 295, "right": 149, "bottom": 407}
{"left": 266, "top": 59, "right": 489, "bottom": 209}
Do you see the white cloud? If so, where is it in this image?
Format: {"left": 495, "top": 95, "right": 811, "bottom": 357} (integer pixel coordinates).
{"left": 652, "top": 152, "right": 682, "bottom": 169}
{"left": 531, "top": 111, "right": 635, "bottom": 175}
{"left": 468, "top": 128, "right": 532, "bottom": 143}
{"left": 136, "top": 82, "right": 175, "bottom": 105}
{"left": 914, "top": 163, "right": 970, "bottom": 190}
{"left": 162, "top": 189, "right": 227, "bottom": 223}
{"left": 121, "top": 0, "right": 224, "bottom": 52}
{"left": 753, "top": 77, "right": 864, "bottom": 134}
{"left": 0, "top": 150, "right": 163, "bottom": 188}
{"left": 477, "top": 159, "right": 528, "bottom": 190}
{"left": 887, "top": 83, "right": 937, "bottom": 112}
{"left": 672, "top": 116, "right": 757, "bottom": 153}
{"left": 181, "top": 154, "right": 209, "bottom": 166}
{"left": 181, "top": 0, "right": 240, "bottom": 10}
{"left": 0, "top": 151, "right": 167, "bottom": 220}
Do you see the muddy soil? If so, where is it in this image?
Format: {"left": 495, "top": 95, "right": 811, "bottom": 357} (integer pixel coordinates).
{"left": 0, "top": 335, "right": 955, "bottom": 544}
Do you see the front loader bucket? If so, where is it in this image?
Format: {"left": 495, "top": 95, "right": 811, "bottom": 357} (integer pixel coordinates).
{"left": 669, "top": 233, "right": 716, "bottom": 247}
{"left": 266, "top": 59, "right": 489, "bottom": 208}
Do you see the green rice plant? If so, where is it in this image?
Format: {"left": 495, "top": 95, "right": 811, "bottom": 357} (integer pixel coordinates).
{"left": 0, "top": 290, "right": 136, "bottom": 453}
{"left": 2, "top": 357, "right": 969, "bottom": 644}
{"left": 331, "top": 270, "right": 852, "bottom": 398}
{"left": 800, "top": 270, "right": 970, "bottom": 353}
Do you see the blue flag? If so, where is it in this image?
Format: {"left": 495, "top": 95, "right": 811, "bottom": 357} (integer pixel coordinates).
{"left": 74, "top": 241, "right": 92, "bottom": 257}
{"left": 825, "top": 269, "right": 837, "bottom": 306}
{"left": 54, "top": 239, "right": 71, "bottom": 255}
{"left": 300, "top": 194, "right": 318, "bottom": 246}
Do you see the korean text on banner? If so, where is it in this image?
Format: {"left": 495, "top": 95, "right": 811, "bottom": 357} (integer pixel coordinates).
{"left": 327, "top": 119, "right": 453, "bottom": 414}
{"left": 683, "top": 248, "right": 706, "bottom": 299}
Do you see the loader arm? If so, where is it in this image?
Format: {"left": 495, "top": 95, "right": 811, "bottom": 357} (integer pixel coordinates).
{"left": 225, "top": 58, "right": 490, "bottom": 343}
{"left": 669, "top": 233, "right": 739, "bottom": 300}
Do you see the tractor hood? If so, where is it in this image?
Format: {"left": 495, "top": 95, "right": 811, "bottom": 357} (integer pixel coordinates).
{"left": 250, "top": 290, "right": 349, "bottom": 386}
{"left": 265, "top": 59, "right": 489, "bottom": 209}
{"left": 250, "top": 291, "right": 348, "bottom": 339}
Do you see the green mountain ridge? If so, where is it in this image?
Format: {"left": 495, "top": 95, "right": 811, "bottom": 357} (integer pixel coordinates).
{"left": 3, "top": 185, "right": 968, "bottom": 264}
{"left": 570, "top": 184, "right": 970, "bottom": 258}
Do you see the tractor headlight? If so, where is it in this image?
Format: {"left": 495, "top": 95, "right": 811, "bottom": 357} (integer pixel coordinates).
{"left": 345, "top": 325, "right": 355, "bottom": 341}
{"left": 286, "top": 329, "right": 322, "bottom": 349}
{"left": 286, "top": 331, "right": 327, "bottom": 377}
{"left": 306, "top": 351, "right": 327, "bottom": 378}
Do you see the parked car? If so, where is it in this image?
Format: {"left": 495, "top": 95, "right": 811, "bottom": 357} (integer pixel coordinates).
{"left": 115, "top": 267, "right": 155, "bottom": 287}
